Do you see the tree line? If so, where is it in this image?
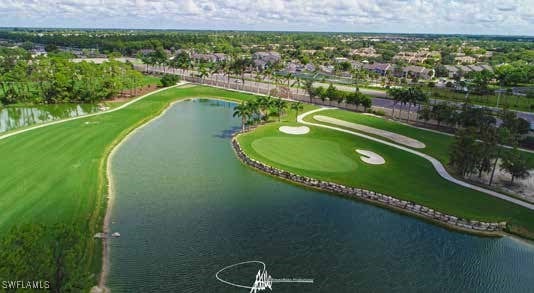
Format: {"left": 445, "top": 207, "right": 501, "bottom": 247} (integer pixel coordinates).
{"left": 306, "top": 82, "right": 373, "bottom": 111}
{"left": 418, "top": 99, "right": 531, "bottom": 184}
{"left": 0, "top": 48, "right": 145, "bottom": 105}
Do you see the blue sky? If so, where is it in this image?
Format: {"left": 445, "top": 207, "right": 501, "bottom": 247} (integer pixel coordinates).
{"left": 0, "top": 0, "right": 532, "bottom": 35}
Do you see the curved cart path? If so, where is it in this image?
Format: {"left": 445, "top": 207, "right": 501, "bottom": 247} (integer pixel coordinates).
{"left": 298, "top": 107, "right": 534, "bottom": 211}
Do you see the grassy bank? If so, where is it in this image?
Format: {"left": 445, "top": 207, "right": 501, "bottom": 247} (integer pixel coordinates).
{"left": 0, "top": 85, "right": 273, "bottom": 288}
{"left": 427, "top": 87, "right": 532, "bottom": 112}
{"left": 237, "top": 122, "right": 534, "bottom": 238}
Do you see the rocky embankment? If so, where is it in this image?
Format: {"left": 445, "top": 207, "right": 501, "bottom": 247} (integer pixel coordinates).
{"left": 232, "top": 136, "right": 507, "bottom": 235}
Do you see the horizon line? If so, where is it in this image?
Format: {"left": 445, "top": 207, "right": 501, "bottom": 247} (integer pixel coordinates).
{"left": 0, "top": 26, "right": 533, "bottom": 38}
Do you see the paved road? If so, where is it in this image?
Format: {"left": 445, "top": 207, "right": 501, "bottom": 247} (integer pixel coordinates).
{"left": 140, "top": 65, "right": 534, "bottom": 126}
{"left": 298, "top": 108, "right": 534, "bottom": 211}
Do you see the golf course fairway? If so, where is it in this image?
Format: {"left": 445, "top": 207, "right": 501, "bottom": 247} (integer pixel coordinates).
{"left": 2, "top": 83, "right": 534, "bottom": 285}
{"left": 0, "top": 85, "right": 281, "bottom": 276}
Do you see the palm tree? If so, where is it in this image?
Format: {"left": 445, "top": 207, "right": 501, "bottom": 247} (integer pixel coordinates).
{"left": 292, "top": 77, "right": 302, "bottom": 97}
{"left": 256, "top": 95, "right": 273, "bottom": 121}
{"left": 351, "top": 68, "right": 365, "bottom": 92}
{"left": 198, "top": 65, "right": 208, "bottom": 84}
{"left": 245, "top": 100, "right": 260, "bottom": 123}
{"left": 284, "top": 72, "right": 293, "bottom": 99}
{"left": 290, "top": 102, "right": 304, "bottom": 121}
{"left": 254, "top": 72, "right": 263, "bottom": 93}
{"left": 274, "top": 98, "right": 287, "bottom": 122}
{"left": 387, "top": 88, "right": 404, "bottom": 119}
{"left": 262, "top": 67, "right": 273, "bottom": 95}
{"left": 209, "top": 63, "right": 221, "bottom": 86}
{"left": 233, "top": 102, "right": 250, "bottom": 132}
{"left": 272, "top": 74, "right": 284, "bottom": 98}
{"left": 304, "top": 79, "right": 314, "bottom": 103}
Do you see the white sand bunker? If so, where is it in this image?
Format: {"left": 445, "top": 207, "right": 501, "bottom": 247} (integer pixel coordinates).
{"left": 314, "top": 115, "right": 426, "bottom": 149}
{"left": 356, "top": 149, "right": 386, "bottom": 165}
{"left": 279, "top": 126, "right": 310, "bottom": 135}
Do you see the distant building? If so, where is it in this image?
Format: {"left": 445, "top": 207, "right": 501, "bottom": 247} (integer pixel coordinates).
{"left": 304, "top": 63, "right": 316, "bottom": 72}
{"left": 191, "top": 53, "right": 228, "bottom": 63}
{"left": 467, "top": 65, "right": 485, "bottom": 72}
{"left": 393, "top": 49, "right": 441, "bottom": 64}
{"left": 455, "top": 56, "right": 476, "bottom": 64}
{"left": 401, "top": 65, "right": 435, "bottom": 80}
{"left": 252, "top": 51, "right": 281, "bottom": 70}
{"left": 444, "top": 65, "right": 459, "bottom": 78}
{"left": 137, "top": 49, "right": 156, "bottom": 56}
{"left": 319, "top": 65, "right": 335, "bottom": 74}
{"left": 457, "top": 65, "right": 472, "bottom": 74}
{"left": 350, "top": 47, "right": 381, "bottom": 58}
{"left": 363, "top": 63, "right": 392, "bottom": 76}
{"left": 285, "top": 62, "right": 299, "bottom": 73}
{"left": 480, "top": 64, "right": 493, "bottom": 71}
{"left": 301, "top": 50, "right": 317, "bottom": 55}
{"left": 334, "top": 57, "right": 349, "bottom": 63}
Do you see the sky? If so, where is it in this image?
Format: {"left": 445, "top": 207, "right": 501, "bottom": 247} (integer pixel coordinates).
{"left": 0, "top": 0, "right": 532, "bottom": 36}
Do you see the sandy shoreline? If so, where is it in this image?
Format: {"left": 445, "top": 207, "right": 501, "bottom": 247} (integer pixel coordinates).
{"left": 93, "top": 93, "right": 243, "bottom": 292}
{"left": 92, "top": 84, "right": 190, "bottom": 293}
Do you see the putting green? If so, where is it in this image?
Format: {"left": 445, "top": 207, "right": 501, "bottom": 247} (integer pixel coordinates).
{"left": 238, "top": 122, "right": 534, "bottom": 238}
{"left": 251, "top": 137, "right": 357, "bottom": 172}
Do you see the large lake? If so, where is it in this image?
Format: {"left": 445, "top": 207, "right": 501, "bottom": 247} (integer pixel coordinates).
{"left": 108, "top": 99, "right": 534, "bottom": 292}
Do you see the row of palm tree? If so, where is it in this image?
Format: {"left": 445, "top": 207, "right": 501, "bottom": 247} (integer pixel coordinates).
{"left": 387, "top": 87, "right": 429, "bottom": 121}
{"left": 144, "top": 51, "right": 308, "bottom": 100}
{"left": 232, "top": 96, "right": 303, "bottom": 131}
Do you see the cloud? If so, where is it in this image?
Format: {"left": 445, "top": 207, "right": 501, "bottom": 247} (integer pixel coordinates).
{"left": 0, "top": 0, "right": 531, "bottom": 35}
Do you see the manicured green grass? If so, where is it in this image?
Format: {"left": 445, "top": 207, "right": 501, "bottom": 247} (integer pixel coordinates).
{"left": 306, "top": 109, "right": 454, "bottom": 163}
{"left": 306, "top": 109, "right": 534, "bottom": 168}
{"left": 427, "top": 87, "right": 532, "bottom": 112}
{"left": 252, "top": 137, "right": 357, "bottom": 172}
{"left": 0, "top": 85, "right": 295, "bottom": 278}
{"left": 238, "top": 122, "right": 534, "bottom": 235}
{"left": 138, "top": 75, "right": 161, "bottom": 87}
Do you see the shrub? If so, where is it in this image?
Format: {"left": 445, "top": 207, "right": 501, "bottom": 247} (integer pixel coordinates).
{"left": 372, "top": 109, "right": 386, "bottom": 116}
{"left": 161, "top": 74, "right": 181, "bottom": 87}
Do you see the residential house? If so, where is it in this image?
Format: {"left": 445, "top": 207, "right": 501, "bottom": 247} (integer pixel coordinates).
{"left": 444, "top": 65, "right": 459, "bottom": 78}
{"left": 350, "top": 47, "right": 381, "bottom": 58}
{"left": 191, "top": 53, "right": 228, "bottom": 63}
{"left": 455, "top": 56, "right": 476, "bottom": 64}
{"left": 252, "top": 51, "right": 281, "bottom": 70}
{"left": 467, "top": 65, "right": 484, "bottom": 72}
{"left": 363, "top": 63, "right": 392, "bottom": 76}
{"left": 304, "top": 63, "right": 316, "bottom": 72}
{"left": 402, "top": 65, "right": 435, "bottom": 80}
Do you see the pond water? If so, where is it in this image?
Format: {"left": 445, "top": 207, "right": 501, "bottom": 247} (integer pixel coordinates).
{"left": 0, "top": 104, "right": 100, "bottom": 133}
{"left": 108, "top": 99, "right": 534, "bottom": 292}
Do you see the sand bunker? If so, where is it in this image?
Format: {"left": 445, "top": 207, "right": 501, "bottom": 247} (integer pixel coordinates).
{"left": 356, "top": 149, "right": 385, "bottom": 165}
{"left": 279, "top": 126, "right": 310, "bottom": 135}
{"left": 314, "top": 115, "right": 426, "bottom": 149}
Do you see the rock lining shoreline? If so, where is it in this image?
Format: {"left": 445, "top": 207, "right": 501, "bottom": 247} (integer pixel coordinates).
{"left": 232, "top": 134, "right": 507, "bottom": 236}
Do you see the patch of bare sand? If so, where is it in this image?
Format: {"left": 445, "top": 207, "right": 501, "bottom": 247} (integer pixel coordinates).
{"left": 314, "top": 115, "right": 426, "bottom": 149}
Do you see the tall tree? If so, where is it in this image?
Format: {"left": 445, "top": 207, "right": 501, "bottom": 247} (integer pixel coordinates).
{"left": 290, "top": 101, "right": 304, "bottom": 121}
{"left": 500, "top": 148, "right": 530, "bottom": 184}
{"left": 233, "top": 102, "right": 250, "bottom": 132}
